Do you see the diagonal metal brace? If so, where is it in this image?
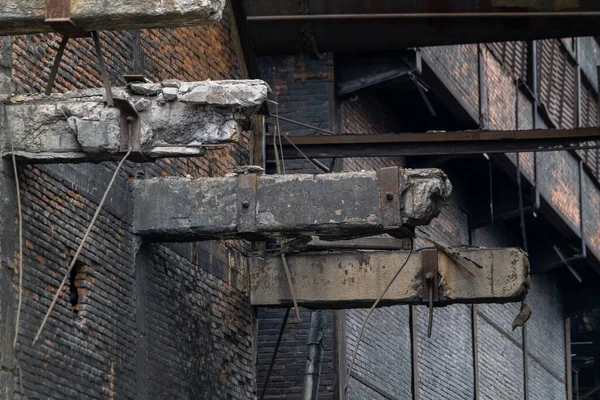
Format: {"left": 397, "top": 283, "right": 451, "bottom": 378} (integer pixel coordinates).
{"left": 44, "top": 1, "right": 113, "bottom": 107}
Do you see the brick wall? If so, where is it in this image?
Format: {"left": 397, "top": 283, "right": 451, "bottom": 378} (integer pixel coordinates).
{"left": 253, "top": 41, "right": 573, "bottom": 399}
{"left": 256, "top": 308, "right": 335, "bottom": 399}
{"left": 340, "top": 92, "right": 404, "bottom": 172}
{"left": 255, "top": 54, "right": 337, "bottom": 398}
{"left": 2, "top": 2, "right": 256, "bottom": 400}
{"left": 259, "top": 54, "right": 332, "bottom": 174}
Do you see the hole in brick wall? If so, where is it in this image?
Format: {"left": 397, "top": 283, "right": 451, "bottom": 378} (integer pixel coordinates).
{"left": 69, "top": 262, "right": 84, "bottom": 313}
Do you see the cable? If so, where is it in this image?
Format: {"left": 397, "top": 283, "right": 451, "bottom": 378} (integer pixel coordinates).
{"left": 275, "top": 94, "right": 286, "bottom": 174}
{"left": 344, "top": 238, "right": 414, "bottom": 393}
{"left": 7, "top": 106, "right": 24, "bottom": 347}
{"left": 33, "top": 129, "right": 133, "bottom": 344}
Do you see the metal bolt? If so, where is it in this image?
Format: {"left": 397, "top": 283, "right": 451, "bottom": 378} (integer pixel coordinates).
{"left": 242, "top": 200, "right": 250, "bottom": 209}
{"left": 126, "top": 116, "right": 134, "bottom": 124}
{"left": 386, "top": 192, "right": 394, "bottom": 201}
{"left": 425, "top": 272, "right": 434, "bottom": 281}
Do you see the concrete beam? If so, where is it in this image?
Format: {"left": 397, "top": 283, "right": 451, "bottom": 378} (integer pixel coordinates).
{"left": 1, "top": 80, "right": 269, "bottom": 162}
{"left": 132, "top": 168, "right": 452, "bottom": 241}
{"left": 251, "top": 247, "right": 529, "bottom": 308}
{"left": 0, "top": 0, "right": 225, "bottom": 36}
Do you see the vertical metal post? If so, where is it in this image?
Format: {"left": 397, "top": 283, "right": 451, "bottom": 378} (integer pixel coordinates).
{"left": 517, "top": 155, "right": 528, "bottom": 253}
{"left": 252, "top": 115, "right": 266, "bottom": 170}
{"left": 333, "top": 310, "right": 347, "bottom": 400}
{"left": 523, "top": 324, "right": 529, "bottom": 400}
{"left": 478, "top": 44, "right": 488, "bottom": 129}
{"left": 472, "top": 305, "right": 480, "bottom": 400}
{"left": 303, "top": 310, "right": 325, "bottom": 400}
{"left": 578, "top": 160, "right": 587, "bottom": 259}
{"left": 566, "top": 318, "right": 573, "bottom": 400}
{"left": 410, "top": 306, "right": 420, "bottom": 400}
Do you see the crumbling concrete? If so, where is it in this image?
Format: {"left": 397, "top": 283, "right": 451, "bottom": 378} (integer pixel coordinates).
{"left": 132, "top": 168, "right": 452, "bottom": 241}
{"left": 251, "top": 247, "right": 529, "bottom": 308}
{"left": 0, "top": 0, "right": 225, "bottom": 36}
{"left": 0, "top": 79, "right": 269, "bottom": 162}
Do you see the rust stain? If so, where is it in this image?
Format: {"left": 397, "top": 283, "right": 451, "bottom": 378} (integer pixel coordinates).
{"left": 109, "top": 361, "right": 115, "bottom": 400}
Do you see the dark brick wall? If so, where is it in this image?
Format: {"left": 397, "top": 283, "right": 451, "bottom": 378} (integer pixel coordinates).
{"left": 2, "top": 3, "right": 256, "bottom": 400}
{"left": 255, "top": 54, "right": 337, "bottom": 399}
{"left": 259, "top": 54, "right": 332, "bottom": 174}
{"left": 421, "top": 45, "right": 480, "bottom": 123}
{"left": 340, "top": 92, "right": 404, "bottom": 172}
{"left": 345, "top": 307, "right": 412, "bottom": 399}
{"left": 143, "top": 243, "right": 254, "bottom": 399}
{"left": 256, "top": 308, "right": 335, "bottom": 398}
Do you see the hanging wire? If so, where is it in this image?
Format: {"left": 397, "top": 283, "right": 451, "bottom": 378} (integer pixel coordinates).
{"left": 6, "top": 105, "right": 24, "bottom": 347}
{"left": 344, "top": 238, "right": 414, "bottom": 393}
{"left": 34, "top": 125, "right": 133, "bottom": 344}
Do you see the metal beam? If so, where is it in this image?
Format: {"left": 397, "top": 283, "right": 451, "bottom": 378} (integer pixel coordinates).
{"left": 245, "top": 0, "right": 600, "bottom": 55}
{"left": 1, "top": 80, "right": 268, "bottom": 163}
{"left": 251, "top": 247, "right": 529, "bottom": 308}
{"left": 0, "top": 0, "right": 224, "bottom": 36}
{"left": 132, "top": 167, "right": 452, "bottom": 241}
{"left": 266, "top": 127, "right": 600, "bottom": 159}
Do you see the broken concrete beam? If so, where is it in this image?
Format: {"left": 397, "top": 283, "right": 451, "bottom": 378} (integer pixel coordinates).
{"left": 0, "top": 80, "right": 269, "bottom": 162}
{"left": 0, "top": 0, "right": 224, "bottom": 36}
{"left": 251, "top": 247, "right": 529, "bottom": 308}
{"left": 132, "top": 168, "right": 452, "bottom": 241}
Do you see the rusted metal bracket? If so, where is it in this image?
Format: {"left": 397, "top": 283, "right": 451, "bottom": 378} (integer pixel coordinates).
{"left": 45, "top": 0, "right": 88, "bottom": 37}
{"left": 421, "top": 248, "right": 439, "bottom": 337}
{"left": 113, "top": 97, "right": 143, "bottom": 158}
{"left": 237, "top": 174, "right": 258, "bottom": 235}
{"left": 379, "top": 166, "right": 402, "bottom": 228}
{"left": 44, "top": 1, "right": 114, "bottom": 107}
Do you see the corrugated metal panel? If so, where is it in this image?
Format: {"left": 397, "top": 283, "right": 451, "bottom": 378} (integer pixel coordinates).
{"left": 486, "top": 41, "right": 527, "bottom": 82}
{"left": 538, "top": 39, "right": 577, "bottom": 129}
{"left": 579, "top": 81, "right": 599, "bottom": 179}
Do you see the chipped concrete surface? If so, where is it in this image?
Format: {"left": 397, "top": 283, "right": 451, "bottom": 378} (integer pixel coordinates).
{"left": 132, "top": 169, "right": 452, "bottom": 240}
{"left": 0, "top": 0, "right": 225, "bottom": 35}
{"left": 251, "top": 247, "right": 529, "bottom": 308}
{"left": 1, "top": 79, "right": 269, "bottom": 161}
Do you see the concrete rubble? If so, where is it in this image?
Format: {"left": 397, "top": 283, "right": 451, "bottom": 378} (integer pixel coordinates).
{"left": 132, "top": 168, "right": 453, "bottom": 241}
{"left": 0, "top": 79, "right": 269, "bottom": 161}
{"left": 0, "top": 0, "right": 225, "bottom": 36}
{"left": 251, "top": 247, "right": 529, "bottom": 308}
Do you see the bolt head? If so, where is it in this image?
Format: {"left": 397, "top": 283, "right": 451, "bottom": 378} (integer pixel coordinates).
{"left": 425, "top": 272, "right": 434, "bottom": 280}
{"left": 242, "top": 201, "right": 250, "bottom": 209}
{"left": 386, "top": 192, "right": 394, "bottom": 201}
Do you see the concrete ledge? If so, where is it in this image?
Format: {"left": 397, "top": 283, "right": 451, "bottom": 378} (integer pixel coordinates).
{"left": 132, "top": 169, "right": 452, "bottom": 241}
{"left": 1, "top": 79, "right": 269, "bottom": 162}
{"left": 0, "top": 0, "right": 225, "bottom": 35}
{"left": 251, "top": 247, "right": 529, "bottom": 308}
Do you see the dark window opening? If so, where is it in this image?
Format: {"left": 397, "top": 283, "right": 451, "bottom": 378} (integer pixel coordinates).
{"left": 69, "top": 263, "right": 82, "bottom": 313}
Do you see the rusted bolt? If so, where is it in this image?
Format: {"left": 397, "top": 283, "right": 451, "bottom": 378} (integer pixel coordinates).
{"left": 425, "top": 272, "right": 434, "bottom": 281}
{"left": 126, "top": 116, "right": 134, "bottom": 124}
{"left": 242, "top": 200, "right": 250, "bottom": 209}
{"left": 386, "top": 192, "right": 394, "bottom": 201}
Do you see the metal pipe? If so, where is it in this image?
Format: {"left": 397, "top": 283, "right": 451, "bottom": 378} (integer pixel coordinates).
{"left": 303, "top": 310, "right": 325, "bottom": 400}
{"left": 248, "top": 12, "right": 600, "bottom": 22}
